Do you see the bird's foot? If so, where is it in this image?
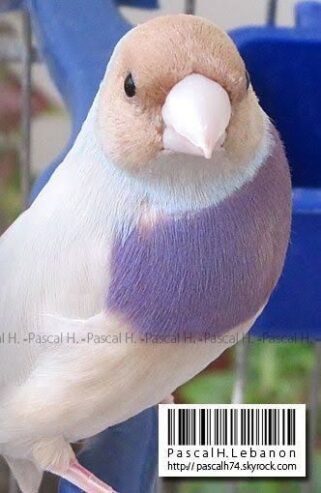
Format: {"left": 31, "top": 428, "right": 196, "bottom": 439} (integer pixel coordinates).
{"left": 33, "top": 436, "right": 118, "bottom": 493}
{"left": 61, "top": 458, "right": 118, "bottom": 493}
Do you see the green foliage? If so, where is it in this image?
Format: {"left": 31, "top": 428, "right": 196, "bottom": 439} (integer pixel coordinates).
{"left": 0, "top": 20, "right": 57, "bottom": 231}
{"left": 179, "top": 371, "right": 235, "bottom": 404}
{"left": 180, "top": 341, "right": 314, "bottom": 405}
{"left": 178, "top": 340, "right": 318, "bottom": 493}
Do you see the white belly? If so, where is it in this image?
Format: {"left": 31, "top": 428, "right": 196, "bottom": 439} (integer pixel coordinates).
{"left": 0, "top": 282, "right": 263, "bottom": 467}
{"left": 64, "top": 311, "right": 259, "bottom": 442}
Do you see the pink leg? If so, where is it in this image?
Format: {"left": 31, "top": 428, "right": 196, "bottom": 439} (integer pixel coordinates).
{"left": 60, "top": 458, "right": 118, "bottom": 493}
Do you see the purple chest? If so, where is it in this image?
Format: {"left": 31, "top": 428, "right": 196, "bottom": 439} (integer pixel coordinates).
{"left": 107, "top": 135, "right": 291, "bottom": 338}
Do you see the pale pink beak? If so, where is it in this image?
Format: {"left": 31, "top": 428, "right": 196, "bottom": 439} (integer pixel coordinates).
{"left": 162, "top": 74, "right": 231, "bottom": 159}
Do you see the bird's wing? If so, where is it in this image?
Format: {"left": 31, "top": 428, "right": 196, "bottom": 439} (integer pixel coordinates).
{"left": 0, "top": 311, "right": 127, "bottom": 443}
{"left": 4, "top": 456, "right": 43, "bottom": 493}
{"left": 0, "top": 189, "right": 112, "bottom": 394}
{"left": 0, "top": 209, "right": 40, "bottom": 391}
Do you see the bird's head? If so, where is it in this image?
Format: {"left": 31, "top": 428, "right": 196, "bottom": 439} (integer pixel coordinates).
{"left": 96, "top": 15, "right": 266, "bottom": 179}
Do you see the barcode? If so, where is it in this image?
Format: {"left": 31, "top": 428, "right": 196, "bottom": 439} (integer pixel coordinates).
{"left": 168, "top": 408, "right": 296, "bottom": 446}
{"left": 159, "top": 405, "right": 306, "bottom": 477}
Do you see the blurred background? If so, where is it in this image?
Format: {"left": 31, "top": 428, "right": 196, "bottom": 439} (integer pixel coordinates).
{"left": 0, "top": 1, "right": 320, "bottom": 493}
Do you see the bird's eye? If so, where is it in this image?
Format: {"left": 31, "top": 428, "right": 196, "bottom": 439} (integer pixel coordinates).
{"left": 245, "top": 70, "right": 251, "bottom": 91}
{"left": 124, "top": 73, "right": 136, "bottom": 97}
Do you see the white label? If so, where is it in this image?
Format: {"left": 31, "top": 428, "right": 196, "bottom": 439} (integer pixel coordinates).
{"left": 159, "top": 404, "right": 306, "bottom": 477}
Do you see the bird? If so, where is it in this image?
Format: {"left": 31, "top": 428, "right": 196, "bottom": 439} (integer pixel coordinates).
{"left": 0, "top": 14, "right": 292, "bottom": 493}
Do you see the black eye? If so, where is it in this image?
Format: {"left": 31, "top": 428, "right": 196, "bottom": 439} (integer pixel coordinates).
{"left": 124, "top": 73, "right": 136, "bottom": 97}
{"left": 245, "top": 70, "right": 251, "bottom": 90}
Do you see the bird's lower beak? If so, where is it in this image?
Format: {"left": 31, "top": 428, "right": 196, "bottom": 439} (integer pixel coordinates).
{"left": 162, "top": 73, "right": 231, "bottom": 159}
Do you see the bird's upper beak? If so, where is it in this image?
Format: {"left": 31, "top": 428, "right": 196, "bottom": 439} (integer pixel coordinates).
{"left": 162, "top": 73, "right": 231, "bottom": 159}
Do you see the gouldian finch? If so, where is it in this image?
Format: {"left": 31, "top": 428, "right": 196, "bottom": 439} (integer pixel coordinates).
{"left": 0, "top": 15, "right": 291, "bottom": 493}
